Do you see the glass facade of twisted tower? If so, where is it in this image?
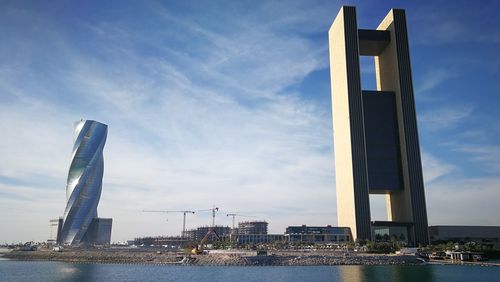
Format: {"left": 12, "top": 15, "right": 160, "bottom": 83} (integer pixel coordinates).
{"left": 58, "top": 120, "right": 112, "bottom": 245}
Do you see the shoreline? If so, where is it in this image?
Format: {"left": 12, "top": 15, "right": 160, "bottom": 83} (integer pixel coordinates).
{"left": 427, "top": 259, "right": 500, "bottom": 267}
{"left": 1, "top": 249, "right": 422, "bottom": 266}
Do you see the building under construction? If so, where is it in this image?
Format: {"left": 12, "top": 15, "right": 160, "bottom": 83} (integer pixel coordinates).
{"left": 237, "top": 221, "right": 268, "bottom": 235}
{"left": 131, "top": 221, "right": 353, "bottom": 247}
{"left": 230, "top": 221, "right": 287, "bottom": 245}
{"left": 184, "top": 226, "right": 231, "bottom": 242}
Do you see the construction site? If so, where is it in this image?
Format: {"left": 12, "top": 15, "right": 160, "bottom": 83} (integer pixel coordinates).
{"left": 133, "top": 206, "right": 353, "bottom": 255}
{"left": 21, "top": 205, "right": 382, "bottom": 266}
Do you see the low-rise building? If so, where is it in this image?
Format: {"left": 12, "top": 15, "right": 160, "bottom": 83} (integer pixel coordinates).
{"left": 285, "top": 225, "right": 352, "bottom": 243}
{"left": 84, "top": 218, "right": 113, "bottom": 245}
{"left": 429, "top": 225, "right": 500, "bottom": 244}
{"left": 133, "top": 236, "right": 188, "bottom": 247}
{"left": 235, "top": 234, "right": 284, "bottom": 244}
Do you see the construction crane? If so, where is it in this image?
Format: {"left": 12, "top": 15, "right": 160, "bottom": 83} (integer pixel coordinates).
{"left": 197, "top": 207, "right": 219, "bottom": 227}
{"left": 142, "top": 210, "right": 195, "bottom": 238}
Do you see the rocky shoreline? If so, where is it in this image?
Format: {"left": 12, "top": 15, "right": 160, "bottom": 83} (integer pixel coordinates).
{"left": 2, "top": 249, "right": 421, "bottom": 266}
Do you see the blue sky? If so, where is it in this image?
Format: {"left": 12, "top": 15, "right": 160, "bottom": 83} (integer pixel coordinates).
{"left": 1, "top": 0, "right": 499, "bottom": 243}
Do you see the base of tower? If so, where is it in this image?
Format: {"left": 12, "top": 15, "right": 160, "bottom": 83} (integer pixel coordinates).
{"left": 55, "top": 217, "right": 112, "bottom": 246}
{"left": 371, "top": 221, "right": 414, "bottom": 246}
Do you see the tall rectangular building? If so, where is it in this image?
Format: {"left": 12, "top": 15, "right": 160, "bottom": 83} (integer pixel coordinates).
{"left": 329, "top": 6, "right": 429, "bottom": 246}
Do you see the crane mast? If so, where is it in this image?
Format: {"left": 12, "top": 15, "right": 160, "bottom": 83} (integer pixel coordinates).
{"left": 142, "top": 210, "right": 195, "bottom": 238}
{"left": 197, "top": 206, "right": 219, "bottom": 227}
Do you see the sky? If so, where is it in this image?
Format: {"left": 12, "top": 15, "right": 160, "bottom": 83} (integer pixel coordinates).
{"left": 1, "top": 0, "right": 499, "bottom": 243}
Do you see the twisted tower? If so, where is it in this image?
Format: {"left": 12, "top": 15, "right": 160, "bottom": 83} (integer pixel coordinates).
{"left": 59, "top": 120, "right": 108, "bottom": 245}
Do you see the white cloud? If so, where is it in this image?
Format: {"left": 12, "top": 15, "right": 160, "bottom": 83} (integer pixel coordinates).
{"left": 450, "top": 144, "right": 500, "bottom": 173}
{"left": 413, "top": 20, "right": 466, "bottom": 45}
{"left": 421, "top": 151, "right": 457, "bottom": 184}
{"left": 416, "top": 68, "right": 459, "bottom": 94}
{"left": 419, "top": 104, "right": 474, "bottom": 131}
{"left": 427, "top": 177, "right": 500, "bottom": 226}
{"left": 0, "top": 103, "right": 71, "bottom": 180}
{"left": 0, "top": 1, "right": 338, "bottom": 242}
{"left": 1, "top": 1, "right": 498, "bottom": 244}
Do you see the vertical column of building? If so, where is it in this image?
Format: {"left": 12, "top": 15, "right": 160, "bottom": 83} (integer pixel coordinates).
{"left": 375, "top": 9, "right": 429, "bottom": 245}
{"left": 329, "top": 6, "right": 371, "bottom": 241}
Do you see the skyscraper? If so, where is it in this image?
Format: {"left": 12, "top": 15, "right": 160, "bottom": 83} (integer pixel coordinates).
{"left": 329, "top": 7, "right": 429, "bottom": 245}
{"left": 59, "top": 120, "right": 112, "bottom": 245}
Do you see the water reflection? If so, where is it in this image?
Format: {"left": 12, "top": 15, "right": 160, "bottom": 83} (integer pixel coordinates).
{"left": 339, "top": 265, "right": 435, "bottom": 282}
{"left": 57, "top": 263, "right": 98, "bottom": 281}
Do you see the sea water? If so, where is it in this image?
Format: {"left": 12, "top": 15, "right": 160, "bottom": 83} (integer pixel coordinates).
{"left": 0, "top": 260, "right": 499, "bottom": 282}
